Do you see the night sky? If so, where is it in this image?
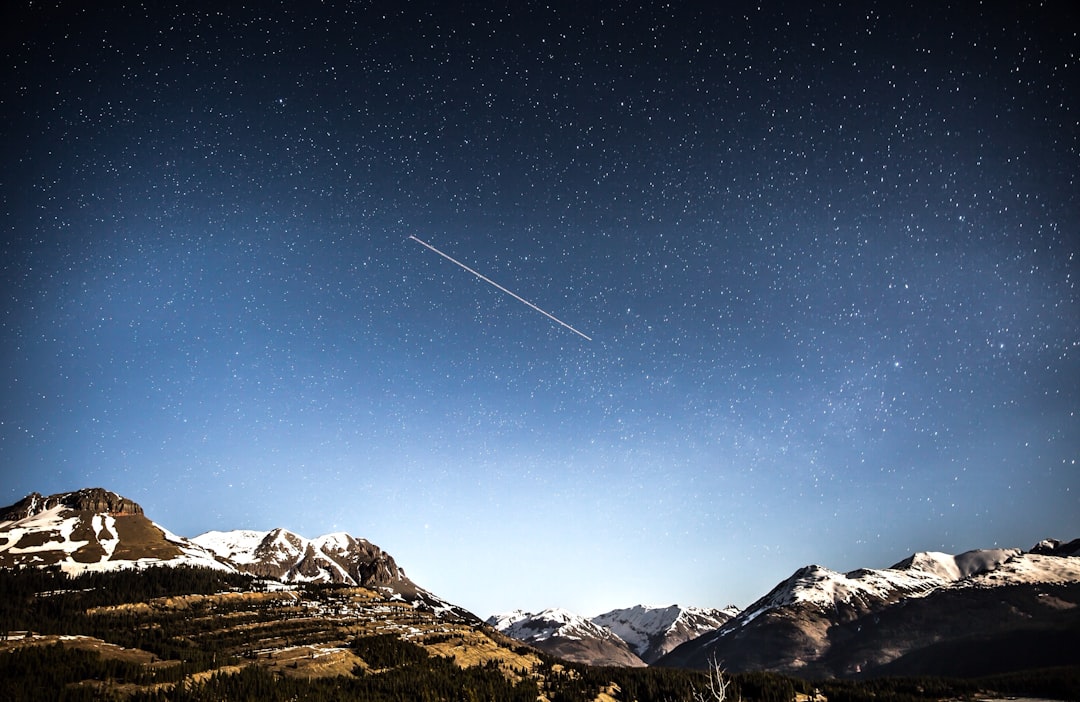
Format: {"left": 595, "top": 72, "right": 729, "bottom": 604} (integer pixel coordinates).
{"left": 2, "top": 2, "right": 1078, "bottom": 617}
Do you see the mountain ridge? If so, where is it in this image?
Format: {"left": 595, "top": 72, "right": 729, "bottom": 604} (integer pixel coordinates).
{"left": 0, "top": 488, "right": 471, "bottom": 620}
{"left": 192, "top": 528, "right": 406, "bottom": 588}
{"left": 487, "top": 603, "right": 740, "bottom": 666}
{"left": 657, "top": 542, "right": 1080, "bottom": 678}
{"left": 0, "top": 488, "right": 145, "bottom": 521}
{"left": 593, "top": 604, "right": 739, "bottom": 664}
{"left": 486, "top": 607, "right": 648, "bottom": 667}
{"left": 4, "top": 487, "right": 1077, "bottom": 679}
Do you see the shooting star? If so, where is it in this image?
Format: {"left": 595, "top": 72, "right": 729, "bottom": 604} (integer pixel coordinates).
{"left": 409, "top": 235, "right": 592, "bottom": 341}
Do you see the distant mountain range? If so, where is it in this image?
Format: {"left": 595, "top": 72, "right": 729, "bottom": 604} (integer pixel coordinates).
{"left": 487, "top": 604, "right": 739, "bottom": 666}
{"left": 594, "top": 604, "right": 741, "bottom": 663}
{"left": 492, "top": 542, "right": 1080, "bottom": 677}
{"left": 2, "top": 487, "right": 1078, "bottom": 679}
{"left": 657, "top": 538, "right": 1080, "bottom": 678}
{"left": 487, "top": 608, "right": 649, "bottom": 667}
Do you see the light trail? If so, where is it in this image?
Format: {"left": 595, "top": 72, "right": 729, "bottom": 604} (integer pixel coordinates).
{"left": 409, "top": 235, "right": 592, "bottom": 341}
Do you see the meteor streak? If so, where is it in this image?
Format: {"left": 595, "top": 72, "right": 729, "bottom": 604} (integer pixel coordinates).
{"left": 409, "top": 235, "right": 592, "bottom": 341}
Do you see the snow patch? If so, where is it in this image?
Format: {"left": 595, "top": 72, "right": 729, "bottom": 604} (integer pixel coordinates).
{"left": 895, "top": 549, "right": 1019, "bottom": 581}
{"left": 192, "top": 530, "right": 270, "bottom": 564}
{"left": 488, "top": 607, "right": 626, "bottom": 645}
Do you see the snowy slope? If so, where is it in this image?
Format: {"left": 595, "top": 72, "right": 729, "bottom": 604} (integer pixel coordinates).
{"left": 963, "top": 551, "right": 1080, "bottom": 586}
{"left": 730, "top": 546, "right": 1047, "bottom": 629}
{"left": 487, "top": 605, "right": 741, "bottom": 666}
{"left": 190, "top": 526, "right": 449, "bottom": 609}
{"left": 487, "top": 608, "right": 647, "bottom": 666}
{"left": 194, "top": 528, "right": 360, "bottom": 584}
{"left": 489, "top": 607, "right": 618, "bottom": 643}
{"left": 194, "top": 528, "right": 472, "bottom": 619}
{"left": 190, "top": 530, "right": 269, "bottom": 565}
{"left": 659, "top": 539, "right": 1080, "bottom": 676}
{"left": 732, "top": 563, "right": 943, "bottom": 628}
{"left": 0, "top": 489, "right": 475, "bottom": 623}
{"left": 891, "top": 548, "right": 1019, "bottom": 581}
{"left": 592, "top": 604, "right": 738, "bottom": 663}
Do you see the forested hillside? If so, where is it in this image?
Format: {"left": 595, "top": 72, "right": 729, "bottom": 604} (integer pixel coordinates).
{"left": 1, "top": 567, "right": 1077, "bottom": 701}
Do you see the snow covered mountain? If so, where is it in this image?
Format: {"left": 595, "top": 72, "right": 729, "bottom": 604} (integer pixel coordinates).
{"left": 192, "top": 528, "right": 404, "bottom": 588}
{"left": 891, "top": 548, "right": 1018, "bottom": 581}
{"left": 0, "top": 488, "right": 228, "bottom": 573}
{"left": 486, "top": 608, "right": 647, "bottom": 667}
{"left": 592, "top": 604, "right": 739, "bottom": 663}
{"left": 0, "top": 489, "right": 473, "bottom": 620}
{"left": 193, "top": 527, "right": 471, "bottom": 618}
{"left": 487, "top": 603, "right": 739, "bottom": 667}
{"left": 8, "top": 488, "right": 1076, "bottom": 677}
{"left": 659, "top": 541, "right": 1080, "bottom": 678}
{"left": 716, "top": 546, "right": 1074, "bottom": 632}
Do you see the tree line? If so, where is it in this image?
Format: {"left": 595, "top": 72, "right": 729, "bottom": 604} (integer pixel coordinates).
{"left": 1, "top": 566, "right": 1077, "bottom": 701}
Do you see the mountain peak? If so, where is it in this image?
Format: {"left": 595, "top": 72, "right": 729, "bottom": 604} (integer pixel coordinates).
{"left": 890, "top": 548, "right": 1019, "bottom": 580}
{"left": 1029, "top": 538, "right": 1080, "bottom": 557}
{"left": 592, "top": 604, "right": 738, "bottom": 664}
{"left": 488, "top": 603, "right": 742, "bottom": 667}
{"left": 0, "top": 488, "right": 143, "bottom": 523}
{"left": 486, "top": 608, "right": 646, "bottom": 667}
{"left": 192, "top": 527, "right": 408, "bottom": 589}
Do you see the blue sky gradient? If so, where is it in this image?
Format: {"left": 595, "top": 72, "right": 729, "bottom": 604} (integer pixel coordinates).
{"left": 2, "top": 1, "right": 1078, "bottom": 617}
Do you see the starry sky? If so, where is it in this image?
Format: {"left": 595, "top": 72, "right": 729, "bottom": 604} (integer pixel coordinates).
{"left": 2, "top": 2, "right": 1078, "bottom": 618}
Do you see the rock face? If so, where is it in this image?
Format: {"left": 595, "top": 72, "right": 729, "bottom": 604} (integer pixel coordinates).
{"left": 0, "top": 488, "right": 143, "bottom": 522}
{"left": 190, "top": 528, "right": 474, "bottom": 619}
{"left": 657, "top": 542, "right": 1080, "bottom": 679}
{"left": 320, "top": 533, "right": 404, "bottom": 587}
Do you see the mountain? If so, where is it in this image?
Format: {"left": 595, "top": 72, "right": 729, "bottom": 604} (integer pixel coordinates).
{"left": 193, "top": 527, "right": 473, "bottom": 618}
{"left": 0, "top": 488, "right": 228, "bottom": 572}
{"left": 192, "top": 529, "right": 404, "bottom": 587}
{"left": 0, "top": 489, "right": 471, "bottom": 619}
{"left": 8, "top": 488, "right": 1078, "bottom": 682}
{"left": 486, "top": 608, "right": 647, "bottom": 667}
{"left": 0, "top": 554, "right": 568, "bottom": 700}
{"left": 593, "top": 604, "right": 739, "bottom": 664}
{"left": 486, "top": 604, "right": 739, "bottom": 667}
{"left": 1030, "top": 537, "right": 1080, "bottom": 557}
{"left": 658, "top": 542, "right": 1080, "bottom": 678}
{"left": 1, "top": 487, "right": 598, "bottom": 699}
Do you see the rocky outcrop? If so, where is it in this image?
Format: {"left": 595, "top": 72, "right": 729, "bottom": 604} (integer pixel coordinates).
{"left": 1030, "top": 538, "right": 1080, "bottom": 557}
{"left": 0, "top": 488, "right": 143, "bottom": 522}
{"left": 319, "top": 534, "right": 404, "bottom": 588}
{"left": 63, "top": 488, "right": 144, "bottom": 516}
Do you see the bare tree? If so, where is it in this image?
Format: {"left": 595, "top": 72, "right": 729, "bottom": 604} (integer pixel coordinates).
{"left": 691, "top": 657, "right": 738, "bottom": 702}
